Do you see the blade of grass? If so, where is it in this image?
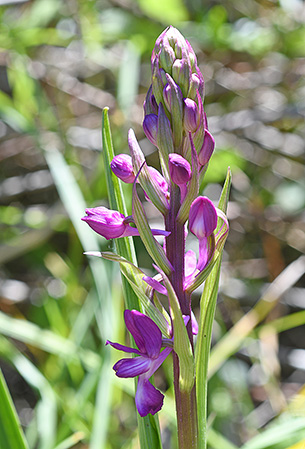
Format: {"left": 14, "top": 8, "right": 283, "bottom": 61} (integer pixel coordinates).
{"left": 53, "top": 431, "right": 86, "bottom": 449}
{"left": 0, "top": 368, "right": 29, "bottom": 449}
{"left": 240, "top": 416, "right": 305, "bottom": 449}
{"left": 43, "top": 145, "right": 115, "bottom": 449}
{"left": 0, "top": 311, "right": 99, "bottom": 370}
{"left": 102, "top": 107, "right": 163, "bottom": 449}
{"left": 0, "top": 336, "right": 57, "bottom": 449}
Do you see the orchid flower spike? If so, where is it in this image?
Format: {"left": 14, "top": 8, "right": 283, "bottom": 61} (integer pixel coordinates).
{"left": 106, "top": 310, "right": 172, "bottom": 417}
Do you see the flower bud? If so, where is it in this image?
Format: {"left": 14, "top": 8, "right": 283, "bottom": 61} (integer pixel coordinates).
{"left": 163, "top": 83, "right": 171, "bottom": 111}
{"left": 172, "top": 59, "right": 190, "bottom": 98}
{"left": 198, "top": 130, "right": 215, "bottom": 166}
{"left": 169, "top": 153, "right": 191, "bottom": 185}
{"left": 143, "top": 114, "right": 158, "bottom": 146}
{"left": 189, "top": 196, "right": 217, "bottom": 240}
{"left": 110, "top": 154, "right": 135, "bottom": 183}
{"left": 159, "top": 45, "right": 176, "bottom": 74}
{"left": 183, "top": 98, "right": 200, "bottom": 132}
{"left": 188, "top": 73, "right": 202, "bottom": 100}
{"left": 144, "top": 85, "right": 158, "bottom": 115}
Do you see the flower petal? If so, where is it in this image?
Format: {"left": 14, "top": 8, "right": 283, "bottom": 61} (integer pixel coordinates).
{"left": 142, "top": 275, "right": 167, "bottom": 295}
{"left": 113, "top": 356, "right": 151, "bottom": 378}
{"left": 135, "top": 377, "right": 164, "bottom": 417}
{"left": 106, "top": 340, "right": 142, "bottom": 356}
{"left": 124, "top": 310, "right": 162, "bottom": 358}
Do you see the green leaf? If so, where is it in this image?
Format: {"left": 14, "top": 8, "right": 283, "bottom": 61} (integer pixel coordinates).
{"left": 195, "top": 167, "right": 231, "bottom": 449}
{"left": 0, "top": 368, "right": 29, "bottom": 449}
{"left": 102, "top": 108, "right": 163, "bottom": 449}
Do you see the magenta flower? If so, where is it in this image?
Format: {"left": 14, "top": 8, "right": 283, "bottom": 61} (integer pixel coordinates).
{"left": 169, "top": 153, "right": 191, "bottom": 186}
{"left": 110, "top": 154, "right": 135, "bottom": 183}
{"left": 188, "top": 196, "right": 218, "bottom": 274}
{"left": 82, "top": 207, "right": 169, "bottom": 240}
{"left": 198, "top": 129, "right": 215, "bottom": 166}
{"left": 106, "top": 310, "right": 172, "bottom": 417}
{"left": 189, "top": 196, "right": 217, "bottom": 240}
{"left": 143, "top": 114, "right": 158, "bottom": 146}
{"left": 183, "top": 98, "right": 200, "bottom": 133}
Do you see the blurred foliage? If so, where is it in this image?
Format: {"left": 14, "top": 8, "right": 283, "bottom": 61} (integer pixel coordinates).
{"left": 0, "top": 0, "right": 305, "bottom": 448}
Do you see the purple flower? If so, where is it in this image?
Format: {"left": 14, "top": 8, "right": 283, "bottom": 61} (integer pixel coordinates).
{"left": 183, "top": 98, "right": 200, "bottom": 133}
{"left": 82, "top": 207, "right": 169, "bottom": 240}
{"left": 143, "top": 114, "right": 158, "bottom": 146}
{"left": 110, "top": 154, "right": 135, "bottom": 183}
{"left": 189, "top": 197, "right": 217, "bottom": 240}
{"left": 198, "top": 129, "right": 215, "bottom": 166}
{"left": 188, "top": 197, "right": 218, "bottom": 276}
{"left": 169, "top": 153, "right": 191, "bottom": 185}
{"left": 106, "top": 310, "right": 172, "bottom": 417}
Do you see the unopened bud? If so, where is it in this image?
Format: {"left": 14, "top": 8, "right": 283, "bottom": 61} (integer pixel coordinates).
{"left": 159, "top": 45, "right": 176, "bottom": 74}
{"left": 188, "top": 73, "right": 202, "bottom": 100}
{"left": 169, "top": 153, "right": 191, "bottom": 185}
{"left": 144, "top": 85, "right": 158, "bottom": 115}
{"left": 184, "top": 98, "right": 200, "bottom": 132}
{"left": 143, "top": 114, "right": 158, "bottom": 146}
{"left": 198, "top": 130, "right": 215, "bottom": 166}
{"left": 111, "top": 154, "right": 135, "bottom": 183}
{"left": 189, "top": 196, "right": 217, "bottom": 240}
{"left": 172, "top": 59, "right": 190, "bottom": 98}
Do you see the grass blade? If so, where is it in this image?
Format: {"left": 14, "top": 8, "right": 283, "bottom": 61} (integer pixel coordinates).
{"left": 0, "top": 368, "right": 29, "bottom": 449}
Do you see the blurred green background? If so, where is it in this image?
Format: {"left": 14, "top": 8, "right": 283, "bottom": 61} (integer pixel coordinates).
{"left": 0, "top": 0, "right": 305, "bottom": 448}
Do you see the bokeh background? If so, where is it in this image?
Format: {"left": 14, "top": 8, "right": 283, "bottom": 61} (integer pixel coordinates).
{"left": 1, "top": 0, "right": 305, "bottom": 448}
